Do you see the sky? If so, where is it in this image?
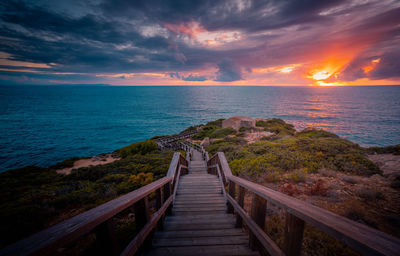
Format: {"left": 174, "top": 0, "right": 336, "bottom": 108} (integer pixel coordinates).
{"left": 0, "top": 0, "right": 399, "bottom": 86}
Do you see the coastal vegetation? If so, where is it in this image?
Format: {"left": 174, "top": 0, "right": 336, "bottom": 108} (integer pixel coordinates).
{"left": 202, "top": 118, "right": 399, "bottom": 252}
{"left": 206, "top": 119, "right": 381, "bottom": 178}
{"left": 192, "top": 119, "right": 236, "bottom": 140}
{"left": 0, "top": 118, "right": 399, "bottom": 253}
{"left": 0, "top": 140, "right": 172, "bottom": 248}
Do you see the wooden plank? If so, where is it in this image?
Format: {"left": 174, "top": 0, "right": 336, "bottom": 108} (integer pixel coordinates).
{"left": 284, "top": 213, "right": 305, "bottom": 256}
{"left": 165, "top": 214, "right": 233, "bottom": 222}
{"left": 228, "top": 175, "right": 400, "bottom": 256}
{"left": 227, "top": 181, "right": 236, "bottom": 213}
{"left": 152, "top": 235, "right": 248, "bottom": 247}
{"left": 173, "top": 206, "right": 227, "bottom": 212}
{"left": 236, "top": 185, "right": 245, "bottom": 228}
{"left": 174, "top": 195, "right": 224, "bottom": 199}
{"left": 226, "top": 194, "right": 285, "bottom": 256}
{"left": 171, "top": 210, "right": 228, "bottom": 216}
{"left": 216, "top": 164, "right": 227, "bottom": 199}
{"left": 145, "top": 244, "right": 260, "bottom": 256}
{"left": 164, "top": 222, "right": 237, "bottom": 231}
{"left": 120, "top": 196, "right": 173, "bottom": 256}
{"left": 217, "top": 152, "right": 233, "bottom": 182}
{"left": 166, "top": 153, "right": 180, "bottom": 178}
{"left": 156, "top": 188, "right": 164, "bottom": 231}
{"left": 164, "top": 182, "right": 172, "bottom": 215}
{"left": 153, "top": 229, "right": 245, "bottom": 239}
{"left": 94, "top": 218, "right": 119, "bottom": 256}
{"left": 134, "top": 196, "right": 150, "bottom": 229}
{"left": 165, "top": 217, "right": 234, "bottom": 225}
{"left": 249, "top": 193, "right": 267, "bottom": 251}
{"left": 0, "top": 176, "right": 173, "bottom": 256}
{"left": 172, "top": 165, "right": 182, "bottom": 200}
{"left": 173, "top": 202, "right": 226, "bottom": 207}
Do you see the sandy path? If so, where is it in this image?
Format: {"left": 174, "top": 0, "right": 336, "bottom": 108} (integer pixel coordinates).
{"left": 56, "top": 154, "right": 120, "bottom": 175}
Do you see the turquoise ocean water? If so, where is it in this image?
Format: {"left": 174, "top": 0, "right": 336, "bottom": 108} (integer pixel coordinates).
{"left": 1, "top": 85, "right": 399, "bottom": 171}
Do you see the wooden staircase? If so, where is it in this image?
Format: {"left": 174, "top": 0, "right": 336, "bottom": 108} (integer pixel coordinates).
{"left": 3, "top": 146, "right": 400, "bottom": 256}
{"left": 146, "top": 150, "right": 258, "bottom": 256}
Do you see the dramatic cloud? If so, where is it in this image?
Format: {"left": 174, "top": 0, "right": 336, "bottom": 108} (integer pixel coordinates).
{"left": 169, "top": 72, "right": 207, "bottom": 81}
{"left": 215, "top": 59, "right": 242, "bottom": 82}
{"left": 0, "top": 0, "right": 399, "bottom": 85}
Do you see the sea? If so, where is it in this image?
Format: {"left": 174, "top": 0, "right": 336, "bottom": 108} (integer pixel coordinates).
{"left": 1, "top": 85, "right": 399, "bottom": 172}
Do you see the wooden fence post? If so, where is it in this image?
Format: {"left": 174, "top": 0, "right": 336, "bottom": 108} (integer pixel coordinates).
{"left": 249, "top": 193, "right": 267, "bottom": 251}
{"left": 235, "top": 185, "right": 245, "bottom": 228}
{"left": 156, "top": 188, "right": 164, "bottom": 230}
{"left": 95, "top": 218, "right": 119, "bottom": 256}
{"left": 227, "top": 181, "right": 236, "bottom": 213}
{"left": 134, "top": 196, "right": 150, "bottom": 229}
{"left": 134, "top": 196, "right": 152, "bottom": 251}
{"left": 164, "top": 182, "right": 172, "bottom": 215}
{"left": 284, "top": 213, "right": 305, "bottom": 256}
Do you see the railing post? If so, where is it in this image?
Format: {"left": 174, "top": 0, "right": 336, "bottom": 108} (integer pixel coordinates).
{"left": 134, "top": 196, "right": 152, "bottom": 251}
{"left": 227, "top": 181, "right": 235, "bottom": 213}
{"left": 156, "top": 188, "right": 164, "bottom": 230}
{"left": 164, "top": 182, "right": 172, "bottom": 215}
{"left": 134, "top": 196, "right": 150, "bottom": 229}
{"left": 95, "top": 218, "right": 119, "bottom": 256}
{"left": 235, "top": 185, "right": 245, "bottom": 228}
{"left": 284, "top": 213, "right": 305, "bottom": 256}
{"left": 249, "top": 193, "right": 267, "bottom": 251}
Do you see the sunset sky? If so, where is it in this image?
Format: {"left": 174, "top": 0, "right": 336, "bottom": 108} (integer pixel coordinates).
{"left": 0, "top": 0, "right": 399, "bottom": 86}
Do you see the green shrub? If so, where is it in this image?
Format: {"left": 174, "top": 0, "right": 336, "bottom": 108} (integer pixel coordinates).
{"left": 119, "top": 140, "right": 158, "bottom": 158}
{"left": 367, "top": 144, "right": 400, "bottom": 155}
{"left": 209, "top": 127, "right": 236, "bottom": 138}
{"left": 289, "top": 169, "right": 307, "bottom": 183}
{"left": 256, "top": 118, "right": 295, "bottom": 136}
{"left": 239, "top": 126, "right": 249, "bottom": 132}
{"left": 206, "top": 119, "right": 224, "bottom": 127}
{"left": 295, "top": 128, "right": 339, "bottom": 138}
{"left": 265, "top": 171, "right": 282, "bottom": 182}
{"left": 0, "top": 150, "right": 173, "bottom": 247}
{"left": 192, "top": 125, "right": 219, "bottom": 140}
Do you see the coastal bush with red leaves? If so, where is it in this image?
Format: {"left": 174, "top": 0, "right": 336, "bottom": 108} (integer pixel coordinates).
{"left": 280, "top": 183, "right": 301, "bottom": 196}
{"left": 307, "top": 179, "right": 328, "bottom": 196}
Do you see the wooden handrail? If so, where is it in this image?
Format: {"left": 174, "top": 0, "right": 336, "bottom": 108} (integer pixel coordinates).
{"left": 207, "top": 152, "right": 400, "bottom": 256}
{"left": 1, "top": 153, "right": 188, "bottom": 256}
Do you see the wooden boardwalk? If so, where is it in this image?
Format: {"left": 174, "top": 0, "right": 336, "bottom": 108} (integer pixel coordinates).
{"left": 146, "top": 150, "right": 258, "bottom": 256}
{"left": 2, "top": 143, "right": 400, "bottom": 256}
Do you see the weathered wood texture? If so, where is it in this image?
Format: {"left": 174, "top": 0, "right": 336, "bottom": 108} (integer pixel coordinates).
{"left": 146, "top": 149, "right": 258, "bottom": 256}
{"left": 208, "top": 152, "right": 400, "bottom": 256}
{"left": 0, "top": 153, "right": 188, "bottom": 256}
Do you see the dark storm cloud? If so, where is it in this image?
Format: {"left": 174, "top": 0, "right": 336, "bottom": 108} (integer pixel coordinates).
{"left": 99, "top": 0, "right": 344, "bottom": 32}
{"left": 215, "top": 59, "right": 242, "bottom": 82}
{"left": 169, "top": 72, "right": 207, "bottom": 81}
{"left": 0, "top": 0, "right": 399, "bottom": 84}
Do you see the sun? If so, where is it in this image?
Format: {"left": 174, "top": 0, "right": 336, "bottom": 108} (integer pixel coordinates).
{"left": 312, "top": 70, "right": 331, "bottom": 80}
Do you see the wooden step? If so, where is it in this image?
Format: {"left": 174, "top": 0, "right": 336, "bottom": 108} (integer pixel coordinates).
{"left": 145, "top": 245, "right": 259, "bottom": 256}
{"left": 164, "top": 221, "right": 236, "bottom": 231}
{"left": 165, "top": 216, "right": 234, "bottom": 225}
{"left": 153, "top": 235, "right": 248, "bottom": 247}
{"left": 173, "top": 206, "right": 227, "bottom": 212}
{"left": 174, "top": 195, "right": 225, "bottom": 201}
{"left": 173, "top": 201, "right": 226, "bottom": 207}
{"left": 178, "top": 186, "right": 221, "bottom": 190}
{"left": 172, "top": 209, "right": 227, "bottom": 216}
{"left": 153, "top": 229, "right": 245, "bottom": 239}
{"left": 165, "top": 214, "right": 233, "bottom": 222}
{"left": 145, "top": 160, "right": 257, "bottom": 256}
{"left": 177, "top": 190, "right": 221, "bottom": 195}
